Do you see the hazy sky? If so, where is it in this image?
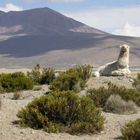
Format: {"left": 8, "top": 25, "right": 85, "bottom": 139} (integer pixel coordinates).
{"left": 0, "top": 0, "right": 140, "bottom": 37}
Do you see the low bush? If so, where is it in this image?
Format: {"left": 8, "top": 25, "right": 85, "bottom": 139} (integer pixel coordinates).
{"left": 50, "top": 72, "right": 85, "bottom": 92}
{"left": 50, "top": 65, "right": 92, "bottom": 92}
{"left": 13, "top": 92, "right": 21, "bottom": 100}
{"left": 17, "top": 90, "right": 104, "bottom": 134}
{"left": 33, "top": 86, "right": 42, "bottom": 91}
{"left": 87, "top": 82, "right": 140, "bottom": 108}
{"left": 0, "top": 72, "right": 34, "bottom": 92}
{"left": 27, "top": 64, "right": 55, "bottom": 85}
{"left": 69, "top": 64, "right": 93, "bottom": 81}
{"left": 87, "top": 86, "right": 109, "bottom": 108}
{"left": 133, "top": 73, "right": 140, "bottom": 91}
{"left": 40, "top": 68, "right": 55, "bottom": 84}
{"left": 104, "top": 94, "right": 137, "bottom": 114}
{"left": 27, "top": 64, "right": 42, "bottom": 84}
{"left": 0, "top": 84, "right": 4, "bottom": 93}
{"left": 121, "top": 119, "right": 140, "bottom": 140}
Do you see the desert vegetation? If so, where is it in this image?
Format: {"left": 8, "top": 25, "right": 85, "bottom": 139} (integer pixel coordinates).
{"left": 50, "top": 64, "right": 92, "bottom": 92}
{"left": 87, "top": 82, "right": 140, "bottom": 108}
{"left": 0, "top": 72, "right": 34, "bottom": 93}
{"left": 16, "top": 64, "right": 104, "bottom": 135}
{"left": 104, "top": 94, "right": 137, "bottom": 114}
{"left": 121, "top": 119, "right": 140, "bottom": 140}
{"left": 12, "top": 92, "right": 21, "bottom": 100}
{"left": 0, "top": 64, "right": 92, "bottom": 93}
{"left": 27, "top": 64, "right": 55, "bottom": 85}
{"left": 17, "top": 90, "right": 104, "bottom": 134}
{"left": 1, "top": 65, "right": 140, "bottom": 139}
{"left": 0, "top": 65, "right": 56, "bottom": 93}
{"left": 133, "top": 73, "right": 140, "bottom": 91}
{"left": 33, "top": 86, "right": 42, "bottom": 91}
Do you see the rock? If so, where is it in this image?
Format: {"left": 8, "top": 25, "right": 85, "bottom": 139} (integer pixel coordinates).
{"left": 129, "top": 78, "right": 134, "bottom": 83}
{"left": 118, "top": 77, "right": 123, "bottom": 80}
{"left": 20, "top": 131, "right": 24, "bottom": 134}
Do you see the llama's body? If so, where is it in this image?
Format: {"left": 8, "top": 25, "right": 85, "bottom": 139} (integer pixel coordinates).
{"left": 95, "top": 44, "right": 131, "bottom": 77}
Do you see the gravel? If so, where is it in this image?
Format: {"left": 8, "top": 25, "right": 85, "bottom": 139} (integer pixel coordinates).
{"left": 0, "top": 76, "right": 140, "bottom": 140}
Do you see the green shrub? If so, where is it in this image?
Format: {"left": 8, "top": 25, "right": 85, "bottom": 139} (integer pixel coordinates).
{"left": 0, "top": 72, "right": 33, "bottom": 92}
{"left": 87, "top": 82, "right": 140, "bottom": 108}
{"left": 50, "top": 65, "right": 92, "bottom": 92}
{"left": 69, "top": 64, "right": 93, "bottom": 81}
{"left": 28, "top": 64, "right": 55, "bottom": 85}
{"left": 50, "top": 72, "right": 85, "bottom": 92}
{"left": 27, "top": 64, "right": 42, "bottom": 84}
{"left": 0, "top": 84, "right": 4, "bottom": 93}
{"left": 17, "top": 91, "right": 104, "bottom": 134}
{"left": 133, "top": 73, "right": 140, "bottom": 91}
{"left": 41, "top": 68, "right": 55, "bottom": 84}
{"left": 13, "top": 92, "right": 21, "bottom": 100}
{"left": 104, "top": 94, "right": 137, "bottom": 114}
{"left": 33, "top": 86, "right": 42, "bottom": 91}
{"left": 121, "top": 119, "right": 140, "bottom": 140}
{"left": 87, "top": 86, "right": 109, "bottom": 108}
{"left": 12, "top": 72, "right": 25, "bottom": 78}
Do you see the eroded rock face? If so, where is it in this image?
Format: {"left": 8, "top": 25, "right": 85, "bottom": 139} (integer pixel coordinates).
{"left": 95, "top": 44, "right": 131, "bottom": 77}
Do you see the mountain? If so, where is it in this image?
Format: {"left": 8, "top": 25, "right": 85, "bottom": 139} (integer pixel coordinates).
{"left": 0, "top": 7, "right": 106, "bottom": 36}
{"left": 0, "top": 7, "right": 139, "bottom": 69}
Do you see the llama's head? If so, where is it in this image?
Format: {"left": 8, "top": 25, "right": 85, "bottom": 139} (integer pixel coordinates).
{"left": 118, "top": 44, "right": 130, "bottom": 68}
{"left": 120, "top": 44, "right": 130, "bottom": 54}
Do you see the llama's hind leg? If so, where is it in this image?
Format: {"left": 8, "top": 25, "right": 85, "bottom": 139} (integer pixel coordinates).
{"left": 111, "top": 69, "right": 131, "bottom": 76}
{"left": 111, "top": 70, "right": 124, "bottom": 76}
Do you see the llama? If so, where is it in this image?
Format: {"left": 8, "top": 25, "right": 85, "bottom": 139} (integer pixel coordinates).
{"left": 94, "top": 44, "right": 131, "bottom": 77}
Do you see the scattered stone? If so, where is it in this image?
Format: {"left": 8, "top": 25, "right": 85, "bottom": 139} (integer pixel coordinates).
{"left": 129, "top": 78, "right": 134, "bottom": 83}
{"left": 20, "top": 131, "right": 24, "bottom": 134}
{"left": 117, "top": 77, "right": 123, "bottom": 80}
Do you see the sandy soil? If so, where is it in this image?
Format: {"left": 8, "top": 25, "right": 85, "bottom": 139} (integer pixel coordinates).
{"left": 0, "top": 75, "right": 140, "bottom": 140}
{"left": 0, "top": 68, "right": 31, "bottom": 74}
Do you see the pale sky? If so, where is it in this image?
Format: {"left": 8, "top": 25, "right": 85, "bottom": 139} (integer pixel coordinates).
{"left": 0, "top": 0, "right": 140, "bottom": 37}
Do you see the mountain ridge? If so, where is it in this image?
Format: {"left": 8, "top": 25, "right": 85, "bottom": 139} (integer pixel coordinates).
{"left": 0, "top": 7, "right": 139, "bottom": 69}
{"left": 0, "top": 7, "right": 106, "bottom": 36}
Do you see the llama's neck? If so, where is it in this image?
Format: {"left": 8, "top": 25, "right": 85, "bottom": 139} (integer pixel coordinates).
{"left": 118, "top": 50, "right": 129, "bottom": 67}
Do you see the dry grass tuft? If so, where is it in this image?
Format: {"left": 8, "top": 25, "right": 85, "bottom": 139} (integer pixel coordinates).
{"left": 104, "top": 94, "right": 137, "bottom": 114}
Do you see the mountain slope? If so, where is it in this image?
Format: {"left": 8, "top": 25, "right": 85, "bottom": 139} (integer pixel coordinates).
{"left": 0, "top": 7, "right": 106, "bottom": 36}
{"left": 0, "top": 7, "right": 139, "bottom": 69}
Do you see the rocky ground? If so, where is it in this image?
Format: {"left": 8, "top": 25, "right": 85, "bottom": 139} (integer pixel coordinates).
{"left": 0, "top": 74, "right": 140, "bottom": 140}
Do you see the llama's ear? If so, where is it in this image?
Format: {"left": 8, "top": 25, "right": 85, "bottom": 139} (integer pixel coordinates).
{"left": 120, "top": 44, "right": 130, "bottom": 48}
{"left": 124, "top": 44, "right": 130, "bottom": 48}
